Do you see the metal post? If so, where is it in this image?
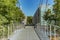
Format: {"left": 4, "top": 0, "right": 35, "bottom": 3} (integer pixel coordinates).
{"left": 50, "top": 25, "right": 52, "bottom": 40}
{"left": 44, "top": 0, "right": 48, "bottom": 35}
{"left": 47, "top": 23, "right": 48, "bottom": 35}
{"left": 44, "top": 21, "right": 47, "bottom": 35}
{"left": 39, "top": 0, "right": 43, "bottom": 26}
{"left": 54, "top": 26, "right": 56, "bottom": 40}
{"left": 8, "top": 25, "right": 9, "bottom": 39}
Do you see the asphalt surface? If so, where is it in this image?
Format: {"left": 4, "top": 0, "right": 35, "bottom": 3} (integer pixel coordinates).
{"left": 9, "top": 26, "right": 40, "bottom": 40}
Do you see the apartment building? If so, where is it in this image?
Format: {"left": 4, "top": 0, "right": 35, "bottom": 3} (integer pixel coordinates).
{"left": 32, "top": 7, "right": 41, "bottom": 25}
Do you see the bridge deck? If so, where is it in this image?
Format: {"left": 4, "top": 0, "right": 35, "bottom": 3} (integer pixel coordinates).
{"left": 9, "top": 26, "right": 40, "bottom": 40}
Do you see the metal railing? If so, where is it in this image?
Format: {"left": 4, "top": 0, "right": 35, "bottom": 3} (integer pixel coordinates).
{"left": 46, "top": 24, "right": 60, "bottom": 40}
{"left": 0, "top": 23, "right": 24, "bottom": 40}
{"left": 34, "top": 23, "right": 60, "bottom": 40}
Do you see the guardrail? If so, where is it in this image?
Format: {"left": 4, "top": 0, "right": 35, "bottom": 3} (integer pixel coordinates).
{"left": 34, "top": 23, "right": 60, "bottom": 40}
{"left": 46, "top": 24, "right": 60, "bottom": 40}
{"left": 0, "top": 23, "right": 24, "bottom": 40}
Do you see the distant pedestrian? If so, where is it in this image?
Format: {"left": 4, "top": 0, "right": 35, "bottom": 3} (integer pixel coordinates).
{"left": 21, "top": 20, "right": 26, "bottom": 28}
{"left": 34, "top": 24, "right": 37, "bottom": 28}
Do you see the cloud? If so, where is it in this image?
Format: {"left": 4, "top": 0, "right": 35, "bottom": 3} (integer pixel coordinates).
{"left": 20, "top": 5, "right": 22, "bottom": 10}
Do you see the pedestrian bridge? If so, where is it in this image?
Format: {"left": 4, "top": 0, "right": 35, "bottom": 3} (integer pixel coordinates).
{"left": 8, "top": 26, "right": 40, "bottom": 40}
{"left": 0, "top": 23, "right": 60, "bottom": 40}
{"left": 8, "top": 24, "right": 60, "bottom": 40}
{"left": 0, "top": 0, "right": 60, "bottom": 39}
{"left": 34, "top": 23, "right": 60, "bottom": 40}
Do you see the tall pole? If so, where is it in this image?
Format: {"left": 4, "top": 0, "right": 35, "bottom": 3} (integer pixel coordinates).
{"left": 46, "top": 0, "right": 48, "bottom": 11}
{"left": 45, "top": 0, "right": 49, "bottom": 36}
{"left": 39, "top": 0, "right": 43, "bottom": 26}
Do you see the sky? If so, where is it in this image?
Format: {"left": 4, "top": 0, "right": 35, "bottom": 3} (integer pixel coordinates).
{"left": 19, "top": 0, "right": 54, "bottom": 16}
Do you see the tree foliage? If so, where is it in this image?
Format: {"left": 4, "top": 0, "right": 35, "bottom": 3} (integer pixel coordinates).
{"left": 43, "top": 0, "right": 60, "bottom": 26}
{"left": 27, "top": 16, "right": 33, "bottom": 24}
{"left": 43, "top": 9, "right": 51, "bottom": 21}
{"left": 53, "top": 0, "right": 60, "bottom": 26}
{"left": 0, "top": 0, "right": 25, "bottom": 24}
{"left": 0, "top": 0, "right": 25, "bottom": 37}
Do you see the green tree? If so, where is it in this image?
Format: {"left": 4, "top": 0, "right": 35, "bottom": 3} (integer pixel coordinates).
{"left": 43, "top": 9, "right": 57, "bottom": 24}
{"left": 0, "top": 0, "right": 25, "bottom": 37}
{"left": 53, "top": 0, "right": 60, "bottom": 26}
{"left": 43, "top": 9, "right": 51, "bottom": 23}
{"left": 27, "top": 16, "right": 33, "bottom": 24}
{"left": 0, "top": 0, "right": 25, "bottom": 24}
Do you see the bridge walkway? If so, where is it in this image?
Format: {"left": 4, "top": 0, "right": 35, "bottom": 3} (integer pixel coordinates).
{"left": 9, "top": 26, "right": 40, "bottom": 40}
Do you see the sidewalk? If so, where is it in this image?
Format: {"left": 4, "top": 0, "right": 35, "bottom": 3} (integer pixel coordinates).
{"left": 35, "top": 25, "right": 50, "bottom": 40}
{"left": 9, "top": 26, "right": 40, "bottom": 40}
{"left": 0, "top": 38, "right": 7, "bottom": 40}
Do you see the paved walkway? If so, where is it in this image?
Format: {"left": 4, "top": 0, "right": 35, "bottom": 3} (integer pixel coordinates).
{"left": 9, "top": 26, "right": 40, "bottom": 40}
{"left": 35, "top": 25, "right": 50, "bottom": 40}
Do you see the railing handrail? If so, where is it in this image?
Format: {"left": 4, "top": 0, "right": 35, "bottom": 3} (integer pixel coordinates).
{"left": 47, "top": 24, "right": 60, "bottom": 30}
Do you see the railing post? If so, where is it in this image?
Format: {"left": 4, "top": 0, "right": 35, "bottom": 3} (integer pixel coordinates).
{"left": 50, "top": 24, "right": 52, "bottom": 40}
{"left": 54, "top": 26, "right": 56, "bottom": 40}
{"left": 45, "top": 24, "right": 47, "bottom": 35}
{"left": 47, "top": 24, "right": 48, "bottom": 36}
{"left": 8, "top": 25, "right": 9, "bottom": 39}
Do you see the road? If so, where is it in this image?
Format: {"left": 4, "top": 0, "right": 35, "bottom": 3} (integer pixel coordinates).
{"left": 9, "top": 26, "right": 40, "bottom": 40}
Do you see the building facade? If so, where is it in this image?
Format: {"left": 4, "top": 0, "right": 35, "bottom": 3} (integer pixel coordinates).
{"left": 33, "top": 6, "right": 46, "bottom": 25}
{"left": 32, "top": 7, "right": 41, "bottom": 25}
{"left": 32, "top": 6, "right": 50, "bottom": 40}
